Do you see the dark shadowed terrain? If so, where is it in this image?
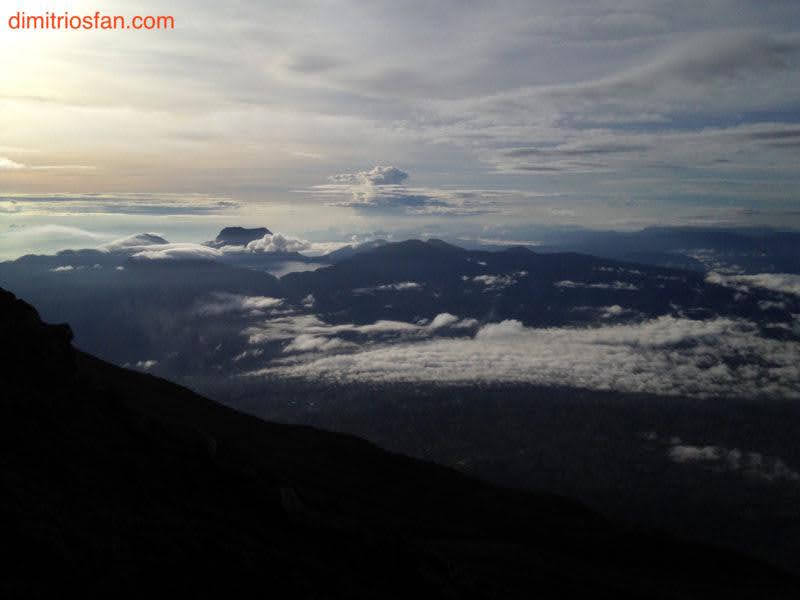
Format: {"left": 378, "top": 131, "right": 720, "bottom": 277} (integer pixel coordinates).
{"left": 2, "top": 286, "right": 798, "bottom": 598}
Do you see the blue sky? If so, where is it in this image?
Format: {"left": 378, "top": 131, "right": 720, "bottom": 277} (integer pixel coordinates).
{"left": 2, "top": 0, "right": 800, "bottom": 255}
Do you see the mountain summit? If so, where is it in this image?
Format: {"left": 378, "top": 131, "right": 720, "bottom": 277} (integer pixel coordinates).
{"left": 206, "top": 226, "right": 272, "bottom": 248}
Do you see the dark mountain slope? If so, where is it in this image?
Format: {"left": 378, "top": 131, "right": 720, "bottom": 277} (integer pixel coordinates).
{"left": 1, "top": 288, "right": 798, "bottom": 598}
{"left": 0, "top": 259, "right": 283, "bottom": 367}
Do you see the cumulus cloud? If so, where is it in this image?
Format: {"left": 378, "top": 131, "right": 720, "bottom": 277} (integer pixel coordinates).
{"left": 251, "top": 315, "right": 800, "bottom": 399}
{"left": 329, "top": 166, "right": 409, "bottom": 186}
{"left": 428, "top": 313, "right": 460, "bottom": 330}
{"left": 308, "top": 166, "right": 498, "bottom": 215}
{"left": 50, "top": 265, "right": 75, "bottom": 272}
{"left": 195, "top": 293, "right": 284, "bottom": 317}
{"left": 244, "top": 233, "right": 312, "bottom": 254}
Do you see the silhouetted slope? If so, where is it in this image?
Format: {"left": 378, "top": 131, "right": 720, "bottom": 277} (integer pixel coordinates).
{"left": 0, "top": 288, "right": 796, "bottom": 598}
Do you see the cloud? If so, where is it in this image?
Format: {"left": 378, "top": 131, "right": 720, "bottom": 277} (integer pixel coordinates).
{"left": 469, "top": 271, "right": 528, "bottom": 290}
{"left": 242, "top": 311, "right": 482, "bottom": 349}
{"left": 284, "top": 334, "right": 354, "bottom": 353}
{"left": 131, "top": 243, "right": 222, "bottom": 262}
{"left": 707, "top": 272, "right": 800, "bottom": 298}
{"left": 0, "top": 194, "right": 238, "bottom": 216}
{"left": 101, "top": 233, "right": 170, "bottom": 252}
{"left": 7, "top": 2, "right": 800, "bottom": 229}
{"left": 0, "top": 157, "right": 94, "bottom": 171}
{"left": 251, "top": 315, "right": 800, "bottom": 399}
{"left": 310, "top": 166, "right": 498, "bottom": 216}
{"left": 135, "top": 359, "right": 158, "bottom": 371}
{"left": 0, "top": 157, "right": 26, "bottom": 170}
{"left": 50, "top": 265, "right": 75, "bottom": 272}
{"left": 666, "top": 440, "right": 800, "bottom": 484}
{"left": 353, "top": 281, "right": 422, "bottom": 294}
{"left": 195, "top": 293, "right": 284, "bottom": 317}
{"left": 329, "top": 165, "right": 409, "bottom": 186}
{"left": 244, "top": 233, "right": 312, "bottom": 254}
{"left": 555, "top": 280, "right": 639, "bottom": 291}
{"left": 243, "top": 314, "right": 421, "bottom": 346}
{"left": 428, "top": 313, "right": 460, "bottom": 330}
{"left": 599, "top": 304, "right": 636, "bottom": 319}
{"left": 233, "top": 348, "right": 264, "bottom": 362}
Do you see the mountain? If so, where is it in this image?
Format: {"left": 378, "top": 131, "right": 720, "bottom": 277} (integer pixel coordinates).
{"left": 527, "top": 226, "right": 800, "bottom": 274}
{"left": 2, "top": 237, "right": 796, "bottom": 382}
{"left": 206, "top": 226, "right": 272, "bottom": 248}
{"left": 321, "top": 239, "right": 389, "bottom": 263}
{"left": 2, "top": 287, "right": 797, "bottom": 598}
{"left": 281, "top": 239, "right": 796, "bottom": 326}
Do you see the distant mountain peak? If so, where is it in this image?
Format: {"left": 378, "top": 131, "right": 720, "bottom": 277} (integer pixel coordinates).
{"left": 208, "top": 226, "right": 272, "bottom": 248}
{"left": 503, "top": 245, "right": 536, "bottom": 254}
{"left": 425, "top": 238, "right": 463, "bottom": 251}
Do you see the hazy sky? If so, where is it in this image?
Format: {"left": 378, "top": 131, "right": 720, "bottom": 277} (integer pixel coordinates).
{"left": 2, "top": 0, "right": 800, "bottom": 250}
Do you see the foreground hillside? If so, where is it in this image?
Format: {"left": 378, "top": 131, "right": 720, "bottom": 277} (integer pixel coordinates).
{"left": 0, "top": 287, "right": 797, "bottom": 598}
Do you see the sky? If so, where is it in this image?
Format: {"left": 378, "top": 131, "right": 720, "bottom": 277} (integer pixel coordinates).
{"left": 2, "top": 0, "right": 800, "bottom": 256}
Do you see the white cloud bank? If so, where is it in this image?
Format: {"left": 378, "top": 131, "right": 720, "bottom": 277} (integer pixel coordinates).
{"left": 707, "top": 272, "right": 800, "bottom": 298}
{"left": 251, "top": 315, "right": 800, "bottom": 399}
{"left": 100, "top": 233, "right": 224, "bottom": 262}
{"left": 131, "top": 244, "right": 222, "bottom": 262}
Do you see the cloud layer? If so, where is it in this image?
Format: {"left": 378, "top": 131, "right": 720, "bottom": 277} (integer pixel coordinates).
{"left": 250, "top": 315, "right": 800, "bottom": 399}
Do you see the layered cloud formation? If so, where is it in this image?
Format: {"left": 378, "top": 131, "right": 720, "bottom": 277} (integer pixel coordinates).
{"left": 92, "top": 231, "right": 316, "bottom": 262}
{"left": 310, "top": 165, "right": 498, "bottom": 215}
{"left": 248, "top": 314, "right": 800, "bottom": 399}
